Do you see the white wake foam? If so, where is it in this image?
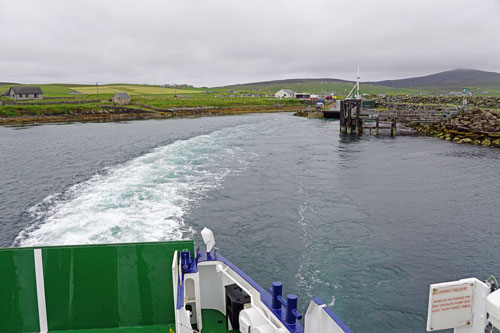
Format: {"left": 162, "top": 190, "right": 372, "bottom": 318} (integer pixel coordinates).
{"left": 16, "top": 125, "right": 255, "bottom": 247}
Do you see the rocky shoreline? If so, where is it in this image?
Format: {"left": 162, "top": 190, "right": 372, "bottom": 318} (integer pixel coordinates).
{"left": 0, "top": 105, "right": 302, "bottom": 126}
{"left": 376, "top": 95, "right": 500, "bottom": 109}
{"left": 411, "top": 108, "right": 500, "bottom": 147}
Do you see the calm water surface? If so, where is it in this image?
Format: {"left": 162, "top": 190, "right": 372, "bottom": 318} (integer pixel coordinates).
{"left": 1, "top": 113, "right": 499, "bottom": 332}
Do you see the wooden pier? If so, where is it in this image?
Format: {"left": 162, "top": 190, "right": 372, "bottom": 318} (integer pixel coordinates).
{"left": 303, "top": 68, "right": 452, "bottom": 131}
{"left": 339, "top": 100, "right": 460, "bottom": 137}
{"left": 339, "top": 99, "right": 396, "bottom": 136}
{"left": 362, "top": 116, "right": 397, "bottom": 136}
{"left": 361, "top": 109, "right": 459, "bottom": 123}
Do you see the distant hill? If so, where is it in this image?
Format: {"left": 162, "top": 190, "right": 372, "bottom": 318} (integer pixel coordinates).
{"left": 220, "top": 78, "right": 351, "bottom": 88}
{"left": 218, "top": 69, "right": 500, "bottom": 95}
{"left": 372, "top": 69, "right": 500, "bottom": 88}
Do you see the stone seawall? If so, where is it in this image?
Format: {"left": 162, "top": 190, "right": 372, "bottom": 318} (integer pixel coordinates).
{"left": 376, "top": 96, "right": 500, "bottom": 108}
{"left": 411, "top": 108, "right": 500, "bottom": 147}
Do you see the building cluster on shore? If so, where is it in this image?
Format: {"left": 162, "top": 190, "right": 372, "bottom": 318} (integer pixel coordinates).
{"left": 274, "top": 88, "right": 336, "bottom": 101}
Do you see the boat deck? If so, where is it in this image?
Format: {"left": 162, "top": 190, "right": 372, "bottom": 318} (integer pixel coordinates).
{"left": 201, "top": 309, "right": 238, "bottom": 333}
{"left": 51, "top": 325, "right": 175, "bottom": 332}
{"left": 50, "top": 310, "right": 236, "bottom": 333}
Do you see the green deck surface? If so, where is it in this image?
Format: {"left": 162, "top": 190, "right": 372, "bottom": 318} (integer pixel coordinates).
{"left": 0, "top": 248, "right": 40, "bottom": 333}
{"left": 201, "top": 309, "right": 238, "bottom": 333}
{"left": 1, "top": 241, "right": 193, "bottom": 333}
{"left": 51, "top": 324, "right": 175, "bottom": 332}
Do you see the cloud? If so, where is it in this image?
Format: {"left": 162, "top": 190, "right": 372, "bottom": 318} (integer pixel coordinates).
{"left": 0, "top": 0, "right": 499, "bottom": 85}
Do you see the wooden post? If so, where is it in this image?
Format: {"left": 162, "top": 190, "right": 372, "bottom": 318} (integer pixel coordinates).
{"left": 339, "top": 100, "right": 346, "bottom": 133}
{"left": 347, "top": 102, "right": 352, "bottom": 134}
{"left": 355, "top": 100, "right": 361, "bottom": 135}
{"left": 391, "top": 117, "right": 397, "bottom": 136}
{"left": 376, "top": 117, "right": 379, "bottom": 135}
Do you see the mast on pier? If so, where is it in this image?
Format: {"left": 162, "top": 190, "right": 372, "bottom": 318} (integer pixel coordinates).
{"left": 345, "top": 66, "right": 361, "bottom": 100}
{"left": 356, "top": 66, "right": 361, "bottom": 100}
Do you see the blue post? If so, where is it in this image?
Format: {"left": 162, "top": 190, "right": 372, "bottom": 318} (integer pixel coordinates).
{"left": 271, "top": 281, "right": 283, "bottom": 310}
{"left": 181, "top": 251, "right": 189, "bottom": 270}
{"left": 180, "top": 251, "right": 193, "bottom": 273}
{"left": 286, "top": 294, "right": 298, "bottom": 325}
{"left": 195, "top": 247, "right": 202, "bottom": 263}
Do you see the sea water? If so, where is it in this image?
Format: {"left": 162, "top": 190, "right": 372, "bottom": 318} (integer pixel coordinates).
{"left": 1, "top": 113, "right": 499, "bottom": 332}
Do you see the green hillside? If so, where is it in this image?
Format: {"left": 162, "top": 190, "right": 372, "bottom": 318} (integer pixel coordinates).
{"left": 221, "top": 69, "right": 500, "bottom": 96}
{"left": 222, "top": 80, "right": 428, "bottom": 97}
{"left": 3, "top": 68, "right": 500, "bottom": 101}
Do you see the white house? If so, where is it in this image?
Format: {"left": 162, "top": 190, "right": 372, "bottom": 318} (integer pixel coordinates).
{"left": 275, "top": 89, "right": 296, "bottom": 99}
{"left": 3, "top": 86, "right": 43, "bottom": 100}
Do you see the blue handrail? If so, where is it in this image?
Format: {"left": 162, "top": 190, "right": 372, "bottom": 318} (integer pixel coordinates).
{"left": 268, "top": 281, "right": 303, "bottom": 324}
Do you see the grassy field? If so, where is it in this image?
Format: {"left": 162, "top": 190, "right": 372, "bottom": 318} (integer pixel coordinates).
{"left": 2, "top": 80, "right": 498, "bottom": 120}
{"left": 0, "top": 83, "right": 207, "bottom": 96}
{"left": 3, "top": 79, "right": 500, "bottom": 99}
{"left": 132, "top": 95, "right": 301, "bottom": 109}
{"left": 0, "top": 82, "right": 434, "bottom": 100}
{"left": 69, "top": 85, "right": 203, "bottom": 95}
{"left": 0, "top": 83, "right": 302, "bottom": 118}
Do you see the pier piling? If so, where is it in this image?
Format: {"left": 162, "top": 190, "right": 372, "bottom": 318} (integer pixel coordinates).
{"left": 391, "top": 117, "right": 397, "bottom": 137}
{"left": 340, "top": 99, "right": 362, "bottom": 135}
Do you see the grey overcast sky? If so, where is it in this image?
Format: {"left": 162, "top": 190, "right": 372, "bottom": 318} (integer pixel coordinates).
{"left": 1, "top": 0, "right": 499, "bottom": 86}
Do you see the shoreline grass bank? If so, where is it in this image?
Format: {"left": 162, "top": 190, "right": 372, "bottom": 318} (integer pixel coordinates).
{"left": 0, "top": 84, "right": 305, "bottom": 125}
{"left": 0, "top": 105, "right": 303, "bottom": 126}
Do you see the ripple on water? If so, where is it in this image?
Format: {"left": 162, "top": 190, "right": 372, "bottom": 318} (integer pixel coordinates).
{"left": 14, "top": 123, "right": 260, "bottom": 247}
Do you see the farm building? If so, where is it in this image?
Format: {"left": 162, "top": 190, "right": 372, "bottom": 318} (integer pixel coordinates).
{"left": 295, "top": 93, "right": 311, "bottom": 100}
{"left": 275, "top": 89, "right": 295, "bottom": 99}
{"left": 2, "top": 86, "right": 43, "bottom": 100}
{"left": 112, "top": 92, "right": 131, "bottom": 105}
